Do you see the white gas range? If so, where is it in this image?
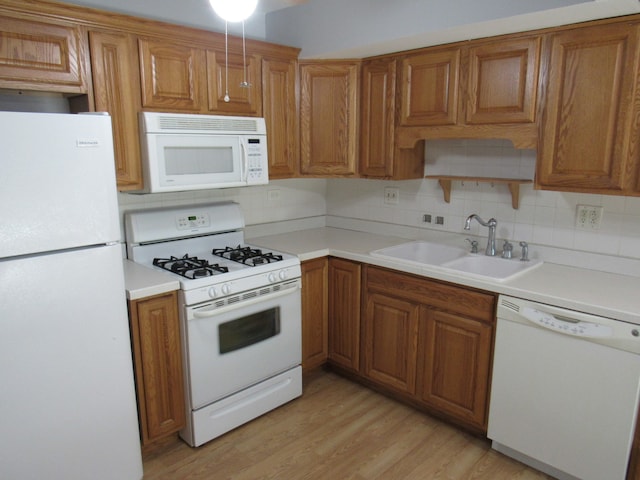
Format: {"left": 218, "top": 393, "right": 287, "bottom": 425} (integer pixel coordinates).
{"left": 125, "top": 202, "right": 302, "bottom": 447}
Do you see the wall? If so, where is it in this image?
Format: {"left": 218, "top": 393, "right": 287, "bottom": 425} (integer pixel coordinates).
{"left": 265, "top": 0, "right": 640, "bottom": 58}
{"left": 325, "top": 140, "right": 640, "bottom": 267}
{"left": 117, "top": 178, "right": 328, "bottom": 237}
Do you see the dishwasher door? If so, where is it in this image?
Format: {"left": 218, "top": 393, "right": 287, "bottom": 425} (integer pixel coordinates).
{"left": 488, "top": 295, "right": 640, "bottom": 480}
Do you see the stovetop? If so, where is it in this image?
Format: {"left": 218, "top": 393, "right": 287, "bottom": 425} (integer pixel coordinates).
{"left": 125, "top": 202, "right": 302, "bottom": 306}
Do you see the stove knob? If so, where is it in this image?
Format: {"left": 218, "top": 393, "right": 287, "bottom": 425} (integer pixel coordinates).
{"left": 208, "top": 286, "right": 217, "bottom": 298}
{"left": 221, "top": 284, "right": 232, "bottom": 295}
{"left": 279, "top": 270, "right": 288, "bottom": 280}
{"left": 268, "top": 272, "right": 277, "bottom": 283}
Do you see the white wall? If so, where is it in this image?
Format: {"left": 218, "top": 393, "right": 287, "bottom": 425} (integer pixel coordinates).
{"left": 266, "top": 0, "right": 640, "bottom": 58}
{"left": 326, "top": 140, "right": 640, "bottom": 264}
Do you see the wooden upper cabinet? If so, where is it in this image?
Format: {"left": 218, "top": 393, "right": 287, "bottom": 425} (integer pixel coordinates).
{"left": 262, "top": 57, "right": 298, "bottom": 178}
{"left": 89, "top": 30, "right": 143, "bottom": 191}
{"left": 206, "top": 49, "right": 262, "bottom": 116}
{"left": 537, "top": 22, "right": 640, "bottom": 194}
{"left": 465, "top": 36, "right": 541, "bottom": 124}
{"left": 0, "top": 15, "right": 86, "bottom": 93}
{"left": 360, "top": 58, "right": 424, "bottom": 179}
{"left": 138, "top": 38, "right": 206, "bottom": 112}
{"left": 299, "top": 61, "right": 359, "bottom": 176}
{"left": 400, "top": 48, "right": 460, "bottom": 126}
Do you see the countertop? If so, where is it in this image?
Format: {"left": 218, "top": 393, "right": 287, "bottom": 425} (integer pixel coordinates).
{"left": 248, "top": 227, "right": 640, "bottom": 325}
{"left": 123, "top": 259, "right": 180, "bottom": 301}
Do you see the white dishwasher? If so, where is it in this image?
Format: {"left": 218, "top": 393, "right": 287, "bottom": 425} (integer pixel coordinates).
{"left": 488, "top": 295, "right": 640, "bottom": 480}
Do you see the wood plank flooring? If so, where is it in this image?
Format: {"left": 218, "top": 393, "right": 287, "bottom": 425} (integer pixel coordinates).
{"left": 142, "top": 370, "right": 550, "bottom": 480}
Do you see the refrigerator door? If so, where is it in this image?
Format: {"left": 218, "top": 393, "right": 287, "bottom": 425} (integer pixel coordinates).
{"left": 0, "top": 244, "right": 143, "bottom": 480}
{"left": 0, "top": 112, "right": 121, "bottom": 258}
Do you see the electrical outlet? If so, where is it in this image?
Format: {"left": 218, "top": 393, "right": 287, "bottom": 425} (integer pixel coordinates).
{"left": 384, "top": 187, "right": 400, "bottom": 205}
{"left": 576, "top": 205, "right": 603, "bottom": 230}
{"left": 267, "top": 189, "right": 281, "bottom": 204}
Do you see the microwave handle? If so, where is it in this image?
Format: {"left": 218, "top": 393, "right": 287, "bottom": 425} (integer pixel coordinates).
{"left": 240, "top": 140, "right": 248, "bottom": 181}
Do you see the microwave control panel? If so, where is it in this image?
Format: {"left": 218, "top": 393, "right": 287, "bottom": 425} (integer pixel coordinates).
{"left": 245, "top": 137, "right": 268, "bottom": 184}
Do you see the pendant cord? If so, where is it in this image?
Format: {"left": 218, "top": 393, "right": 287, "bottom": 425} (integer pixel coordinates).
{"left": 241, "top": 21, "right": 250, "bottom": 88}
{"left": 224, "top": 20, "right": 230, "bottom": 102}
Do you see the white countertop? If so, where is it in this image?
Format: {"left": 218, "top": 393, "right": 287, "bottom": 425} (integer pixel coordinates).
{"left": 248, "top": 227, "right": 640, "bottom": 325}
{"left": 123, "top": 259, "right": 180, "bottom": 301}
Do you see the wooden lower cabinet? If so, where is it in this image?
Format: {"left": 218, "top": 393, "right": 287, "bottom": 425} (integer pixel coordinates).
{"left": 417, "top": 308, "right": 493, "bottom": 430}
{"left": 328, "top": 258, "right": 362, "bottom": 372}
{"left": 301, "top": 257, "right": 328, "bottom": 372}
{"left": 363, "top": 265, "right": 496, "bottom": 433}
{"left": 128, "top": 291, "right": 185, "bottom": 446}
{"left": 363, "top": 291, "right": 419, "bottom": 394}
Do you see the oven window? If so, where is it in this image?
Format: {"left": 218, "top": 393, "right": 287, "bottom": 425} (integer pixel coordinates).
{"left": 218, "top": 307, "right": 281, "bottom": 354}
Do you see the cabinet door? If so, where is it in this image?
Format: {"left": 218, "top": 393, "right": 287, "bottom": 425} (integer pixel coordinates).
{"left": 363, "top": 291, "right": 419, "bottom": 395}
{"left": 89, "top": 31, "right": 143, "bottom": 191}
{"left": 400, "top": 48, "right": 460, "bottom": 126}
{"left": 138, "top": 38, "right": 206, "bottom": 111}
{"left": 360, "top": 58, "right": 396, "bottom": 177}
{"left": 465, "top": 36, "right": 541, "bottom": 124}
{"left": 538, "top": 23, "right": 640, "bottom": 193}
{"left": 0, "top": 15, "right": 86, "bottom": 92}
{"left": 263, "top": 57, "right": 298, "bottom": 178}
{"left": 206, "top": 49, "right": 262, "bottom": 116}
{"left": 300, "top": 61, "right": 359, "bottom": 175}
{"left": 129, "top": 292, "right": 185, "bottom": 445}
{"left": 417, "top": 308, "right": 493, "bottom": 431}
{"left": 301, "top": 258, "right": 328, "bottom": 372}
{"left": 328, "top": 258, "right": 361, "bottom": 372}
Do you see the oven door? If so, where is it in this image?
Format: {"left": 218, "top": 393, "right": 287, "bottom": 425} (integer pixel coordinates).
{"left": 184, "top": 279, "right": 301, "bottom": 410}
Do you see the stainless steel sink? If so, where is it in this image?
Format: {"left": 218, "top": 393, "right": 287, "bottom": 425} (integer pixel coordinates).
{"left": 371, "top": 240, "right": 542, "bottom": 281}
{"left": 441, "top": 254, "right": 542, "bottom": 281}
{"left": 370, "top": 240, "right": 467, "bottom": 266}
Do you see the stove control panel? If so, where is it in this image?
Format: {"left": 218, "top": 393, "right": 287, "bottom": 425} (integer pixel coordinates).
{"left": 177, "top": 213, "right": 210, "bottom": 230}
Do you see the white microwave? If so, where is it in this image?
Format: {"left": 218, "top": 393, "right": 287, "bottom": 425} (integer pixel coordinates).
{"left": 136, "top": 112, "right": 268, "bottom": 193}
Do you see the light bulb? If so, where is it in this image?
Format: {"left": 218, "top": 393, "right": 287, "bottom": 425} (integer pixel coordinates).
{"left": 209, "top": 0, "right": 258, "bottom": 22}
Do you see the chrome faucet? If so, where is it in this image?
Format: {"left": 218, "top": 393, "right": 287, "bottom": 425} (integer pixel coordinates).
{"left": 464, "top": 214, "right": 498, "bottom": 256}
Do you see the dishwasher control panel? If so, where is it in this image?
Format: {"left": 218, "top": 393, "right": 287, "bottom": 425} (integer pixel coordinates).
{"left": 521, "top": 306, "right": 613, "bottom": 337}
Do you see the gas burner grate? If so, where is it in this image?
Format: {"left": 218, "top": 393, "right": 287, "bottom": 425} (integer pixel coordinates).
{"left": 153, "top": 254, "right": 228, "bottom": 279}
{"left": 212, "top": 245, "right": 284, "bottom": 267}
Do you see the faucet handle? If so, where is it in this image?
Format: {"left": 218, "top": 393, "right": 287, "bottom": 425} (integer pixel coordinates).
{"left": 465, "top": 238, "right": 478, "bottom": 254}
{"left": 501, "top": 240, "right": 513, "bottom": 259}
{"left": 519, "top": 241, "right": 529, "bottom": 262}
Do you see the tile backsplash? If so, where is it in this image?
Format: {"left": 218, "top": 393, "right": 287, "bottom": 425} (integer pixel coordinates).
{"left": 118, "top": 139, "right": 640, "bottom": 269}
{"left": 326, "top": 139, "right": 640, "bottom": 261}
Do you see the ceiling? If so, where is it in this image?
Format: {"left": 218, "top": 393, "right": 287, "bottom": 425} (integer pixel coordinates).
{"left": 258, "top": 0, "right": 308, "bottom": 14}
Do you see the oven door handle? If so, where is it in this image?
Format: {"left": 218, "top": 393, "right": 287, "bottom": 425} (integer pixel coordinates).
{"left": 192, "top": 284, "right": 299, "bottom": 319}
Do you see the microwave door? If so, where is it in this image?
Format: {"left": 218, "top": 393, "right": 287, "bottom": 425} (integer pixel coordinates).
{"left": 150, "top": 135, "right": 244, "bottom": 191}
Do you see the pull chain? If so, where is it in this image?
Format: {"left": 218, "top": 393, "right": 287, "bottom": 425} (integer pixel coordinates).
{"left": 223, "top": 20, "right": 230, "bottom": 102}
{"left": 240, "top": 21, "right": 251, "bottom": 88}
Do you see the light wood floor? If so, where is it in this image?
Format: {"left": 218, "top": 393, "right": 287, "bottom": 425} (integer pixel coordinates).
{"left": 142, "top": 370, "right": 550, "bottom": 480}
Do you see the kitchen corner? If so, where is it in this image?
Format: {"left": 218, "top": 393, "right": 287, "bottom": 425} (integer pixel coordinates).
{"left": 248, "top": 226, "right": 640, "bottom": 325}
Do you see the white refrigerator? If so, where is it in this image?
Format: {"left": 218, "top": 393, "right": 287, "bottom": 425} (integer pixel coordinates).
{"left": 0, "top": 112, "right": 143, "bottom": 479}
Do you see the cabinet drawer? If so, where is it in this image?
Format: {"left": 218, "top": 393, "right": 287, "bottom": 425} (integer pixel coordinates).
{"left": 365, "top": 266, "right": 495, "bottom": 323}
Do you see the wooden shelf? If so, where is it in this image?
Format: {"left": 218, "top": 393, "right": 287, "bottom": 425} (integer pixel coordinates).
{"left": 425, "top": 175, "right": 533, "bottom": 209}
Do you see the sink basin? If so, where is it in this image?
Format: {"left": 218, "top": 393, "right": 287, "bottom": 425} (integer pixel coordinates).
{"left": 441, "top": 255, "right": 542, "bottom": 281}
{"left": 370, "top": 241, "right": 468, "bottom": 266}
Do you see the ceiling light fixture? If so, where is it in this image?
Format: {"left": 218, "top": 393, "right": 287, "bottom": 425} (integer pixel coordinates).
{"left": 209, "top": 0, "right": 258, "bottom": 22}
{"left": 208, "top": 0, "right": 258, "bottom": 102}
